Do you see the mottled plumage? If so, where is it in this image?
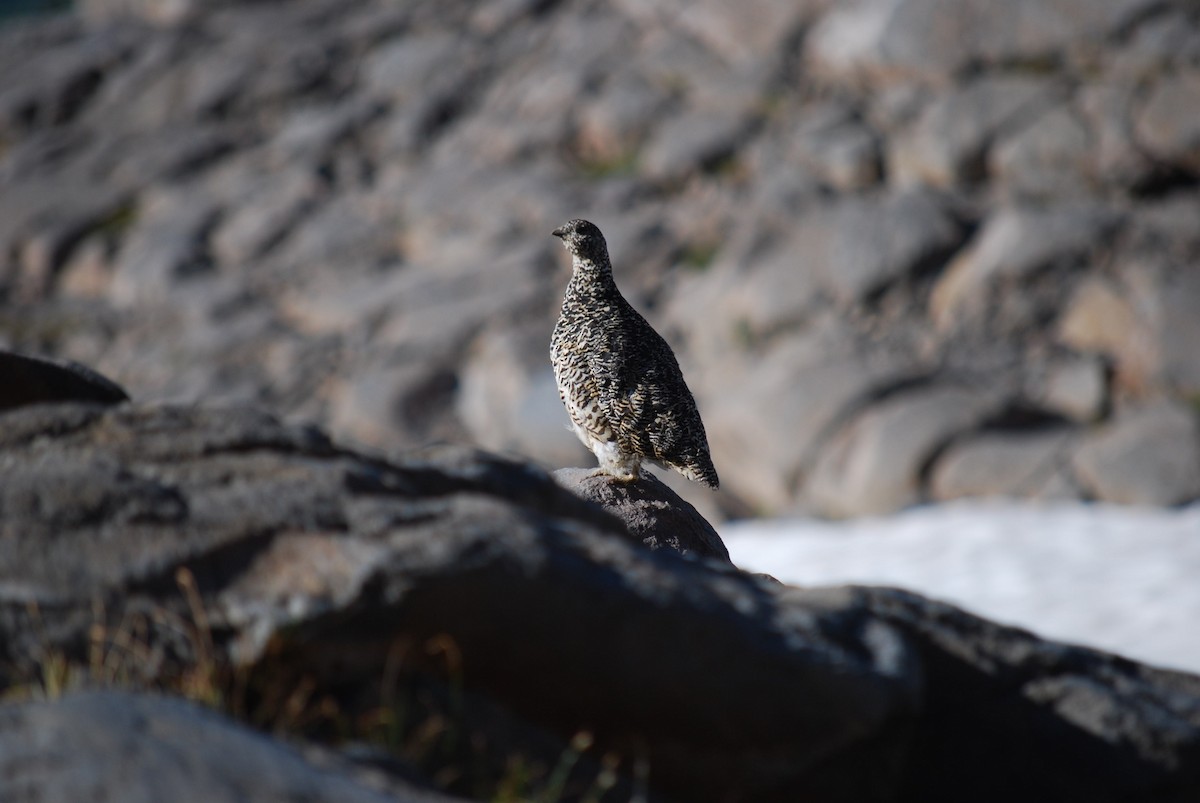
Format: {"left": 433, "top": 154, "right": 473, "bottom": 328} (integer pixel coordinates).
{"left": 550, "top": 219, "right": 718, "bottom": 488}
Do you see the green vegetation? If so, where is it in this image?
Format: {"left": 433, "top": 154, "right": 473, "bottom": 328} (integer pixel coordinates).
{"left": 91, "top": 201, "right": 139, "bottom": 241}
{"left": 574, "top": 146, "right": 640, "bottom": 181}
{"left": 680, "top": 239, "right": 720, "bottom": 271}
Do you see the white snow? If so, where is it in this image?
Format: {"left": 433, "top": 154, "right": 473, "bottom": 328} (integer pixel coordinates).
{"left": 722, "top": 500, "right": 1200, "bottom": 674}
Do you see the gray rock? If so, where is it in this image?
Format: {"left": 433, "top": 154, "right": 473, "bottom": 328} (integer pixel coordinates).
{"left": 0, "top": 692, "right": 456, "bottom": 803}
{"left": 860, "top": 585, "right": 1200, "bottom": 802}
{"left": 791, "top": 111, "right": 880, "bottom": 190}
{"left": 700, "top": 332, "right": 924, "bottom": 512}
{"left": 1152, "top": 262, "right": 1200, "bottom": 398}
{"left": 808, "top": 0, "right": 1159, "bottom": 81}
{"left": 0, "top": 23, "right": 135, "bottom": 134}
{"left": 1072, "top": 401, "right": 1200, "bottom": 506}
{"left": 0, "top": 403, "right": 915, "bottom": 802}
{"left": 209, "top": 166, "right": 319, "bottom": 267}
{"left": 363, "top": 32, "right": 466, "bottom": 103}
{"left": 0, "top": 175, "right": 129, "bottom": 301}
{"left": 805, "top": 384, "right": 1003, "bottom": 517}
{"left": 1035, "top": 355, "right": 1108, "bottom": 423}
{"left": 675, "top": 188, "right": 960, "bottom": 351}
{"left": 615, "top": 0, "right": 820, "bottom": 66}
{"left": 929, "top": 428, "right": 1076, "bottom": 501}
{"left": 1, "top": 402, "right": 1198, "bottom": 801}
{"left": 990, "top": 105, "right": 1092, "bottom": 198}
{"left": 553, "top": 467, "right": 731, "bottom": 563}
{"left": 1135, "top": 69, "right": 1200, "bottom": 172}
{"left": 573, "top": 71, "right": 671, "bottom": 165}
{"left": 1111, "top": 10, "right": 1200, "bottom": 79}
{"left": 667, "top": 219, "right": 823, "bottom": 348}
{"left": 809, "top": 189, "right": 963, "bottom": 305}
{"left": 329, "top": 356, "right": 460, "bottom": 449}
{"left": 931, "top": 204, "right": 1119, "bottom": 329}
{"left": 108, "top": 186, "right": 219, "bottom": 307}
{"left": 1077, "top": 83, "right": 1156, "bottom": 190}
{"left": 890, "top": 76, "right": 1057, "bottom": 187}
{"left": 78, "top": 0, "right": 215, "bottom": 25}
{"left": 640, "top": 108, "right": 748, "bottom": 180}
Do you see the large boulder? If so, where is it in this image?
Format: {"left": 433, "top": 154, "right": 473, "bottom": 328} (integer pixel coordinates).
{"left": 0, "top": 691, "right": 461, "bottom": 803}
{"left": 0, "top": 402, "right": 1198, "bottom": 802}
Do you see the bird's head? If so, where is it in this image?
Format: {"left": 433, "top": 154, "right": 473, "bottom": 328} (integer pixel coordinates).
{"left": 552, "top": 219, "right": 608, "bottom": 264}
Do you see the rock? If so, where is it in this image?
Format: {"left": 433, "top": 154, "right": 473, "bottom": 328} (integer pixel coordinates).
{"left": 0, "top": 176, "right": 130, "bottom": 301}
{"left": 809, "top": 188, "right": 963, "bottom": 305}
{"left": 1059, "top": 263, "right": 1200, "bottom": 399}
{"left": 808, "top": 0, "right": 1159, "bottom": 81}
{"left": 0, "top": 402, "right": 914, "bottom": 802}
{"left": 78, "top": 0, "right": 212, "bottom": 26}
{"left": 209, "top": 166, "right": 319, "bottom": 267}
{"left": 861, "top": 586, "right": 1200, "bottom": 802}
{"left": 699, "top": 330, "right": 924, "bottom": 512}
{"left": 614, "top": 0, "right": 820, "bottom": 66}
{"left": 0, "top": 692, "right": 458, "bottom": 803}
{"left": 573, "top": 71, "right": 671, "bottom": 166}
{"left": 553, "top": 468, "right": 730, "bottom": 563}
{"left": 1077, "top": 83, "right": 1156, "bottom": 190}
{"left": 930, "top": 204, "right": 1119, "bottom": 329}
{"left": 805, "top": 383, "right": 1003, "bottom": 517}
{"left": 679, "top": 188, "right": 961, "bottom": 348}
{"left": 57, "top": 236, "right": 115, "bottom": 298}
{"left": 108, "top": 186, "right": 219, "bottom": 307}
{"left": 1056, "top": 277, "right": 1151, "bottom": 390}
{"left": 1072, "top": 401, "right": 1200, "bottom": 506}
{"left": 1135, "top": 69, "right": 1200, "bottom": 172}
{"left": 640, "top": 108, "right": 748, "bottom": 180}
{"left": 1151, "top": 263, "right": 1200, "bottom": 398}
{"left": 667, "top": 220, "right": 822, "bottom": 350}
{"left": 990, "top": 105, "right": 1092, "bottom": 198}
{"left": 329, "top": 356, "right": 461, "bottom": 449}
{"left": 929, "top": 428, "right": 1077, "bottom": 501}
{"left": 785, "top": 103, "right": 881, "bottom": 191}
{"left": 0, "top": 402, "right": 1199, "bottom": 801}
{"left": 890, "top": 76, "right": 1057, "bottom": 187}
{"left": 1035, "top": 355, "right": 1108, "bottom": 423}
{"left": 0, "top": 349, "right": 129, "bottom": 412}
{"left": 0, "top": 23, "right": 134, "bottom": 134}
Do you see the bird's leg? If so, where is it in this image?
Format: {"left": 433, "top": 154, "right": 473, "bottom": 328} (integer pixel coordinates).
{"left": 589, "top": 465, "right": 640, "bottom": 482}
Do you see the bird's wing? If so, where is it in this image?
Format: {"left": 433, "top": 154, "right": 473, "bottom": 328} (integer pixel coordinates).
{"left": 601, "top": 314, "right": 687, "bottom": 460}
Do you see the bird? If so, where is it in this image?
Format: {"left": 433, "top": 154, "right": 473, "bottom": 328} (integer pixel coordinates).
{"left": 550, "top": 218, "right": 719, "bottom": 489}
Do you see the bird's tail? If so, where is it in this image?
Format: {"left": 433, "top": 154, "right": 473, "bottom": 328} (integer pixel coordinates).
{"left": 677, "top": 459, "right": 719, "bottom": 490}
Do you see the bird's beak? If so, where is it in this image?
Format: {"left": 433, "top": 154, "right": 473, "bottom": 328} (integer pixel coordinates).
{"left": 551, "top": 225, "right": 568, "bottom": 239}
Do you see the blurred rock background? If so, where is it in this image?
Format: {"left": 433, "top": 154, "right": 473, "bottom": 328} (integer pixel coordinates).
{"left": 2, "top": 0, "right": 1199, "bottom": 519}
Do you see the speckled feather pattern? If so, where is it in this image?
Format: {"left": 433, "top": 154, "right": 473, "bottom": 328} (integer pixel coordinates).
{"left": 551, "top": 219, "right": 719, "bottom": 488}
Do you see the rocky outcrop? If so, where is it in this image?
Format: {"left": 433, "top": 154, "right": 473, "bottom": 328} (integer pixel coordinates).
{"left": 1, "top": 402, "right": 1199, "bottom": 802}
{"left": 0, "top": 691, "right": 463, "bottom": 803}
{"left": 553, "top": 467, "right": 731, "bottom": 563}
{"left": 2, "top": 0, "right": 1199, "bottom": 517}
{"left": 0, "top": 349, "right": 128, "bottom": 411}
